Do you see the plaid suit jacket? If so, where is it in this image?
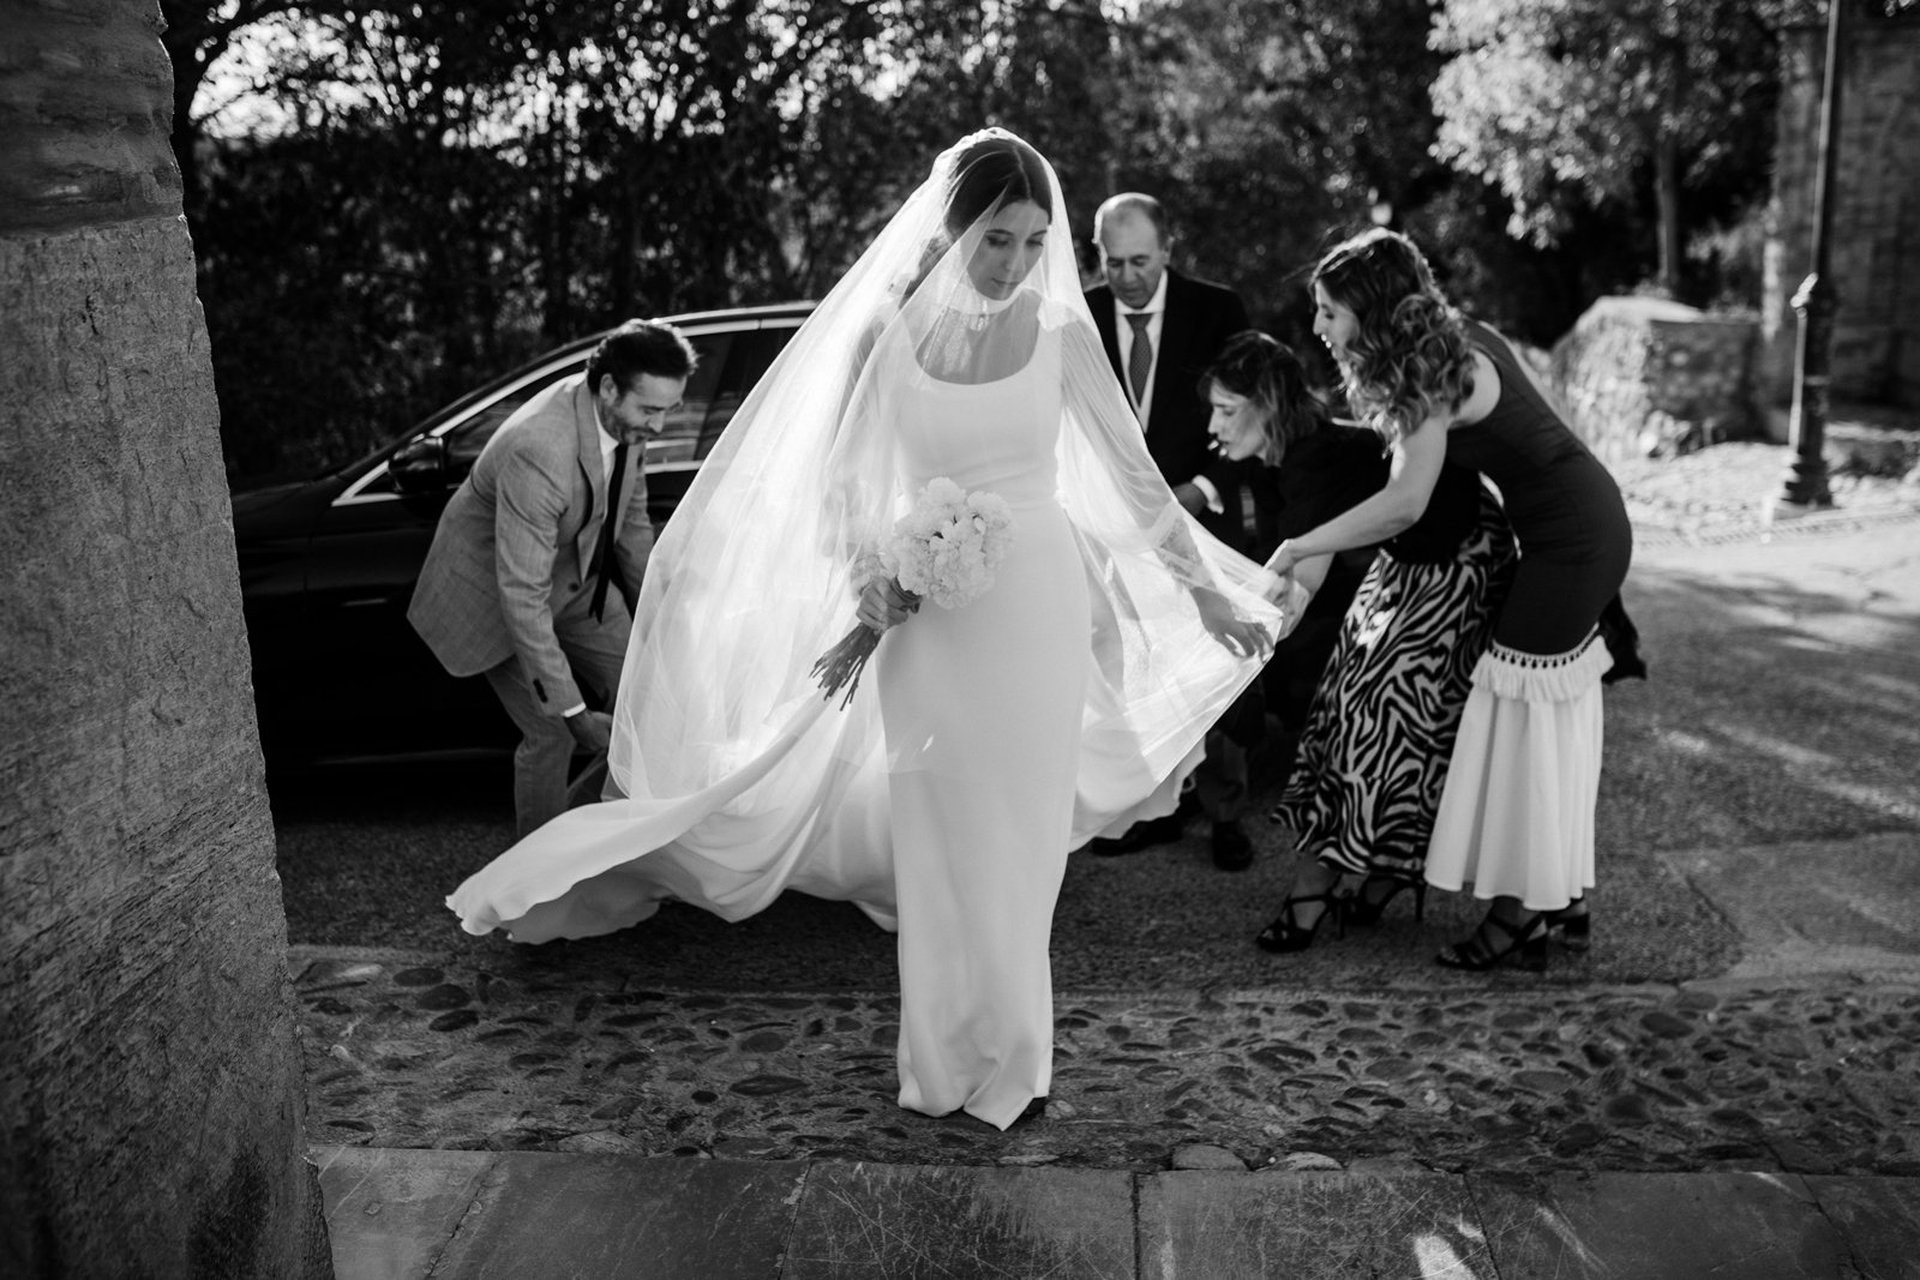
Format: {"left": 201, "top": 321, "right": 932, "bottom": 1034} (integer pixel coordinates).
{"left": 407, "top": 375, "right": 652, "bottom": 713}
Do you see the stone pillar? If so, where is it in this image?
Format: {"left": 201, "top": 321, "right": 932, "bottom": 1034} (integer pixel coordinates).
{"left": 1762, "top": 2, "right": 1920, "bottom": 415}
{"left": 0, "top": 2, "right": 332, "bottom": 1276}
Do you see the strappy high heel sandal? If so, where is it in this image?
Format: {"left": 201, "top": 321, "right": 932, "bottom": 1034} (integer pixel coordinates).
{"left": 1543, "top": 898, "right": 1591, "bottom": 951}
{"left": 1435, "top": 909, "right": 1549, "bottom": 972}
{"left": 1345, "top": 872, "right": 1427, "bottom": 927}
{"left": 1255, "top": 892, "right": 1348, "bottom": 954}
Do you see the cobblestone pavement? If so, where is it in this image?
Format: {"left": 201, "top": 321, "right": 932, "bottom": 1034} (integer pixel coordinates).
{"left": 294, "top": 950, "right": 1920, "bottom": 1177}
{"left": 288, "top": 439, "right": 1920, "bottom": 1180}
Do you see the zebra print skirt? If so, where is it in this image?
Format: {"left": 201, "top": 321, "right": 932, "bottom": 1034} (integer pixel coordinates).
{"left": 1270, "top": 490, "right": 1516, "bottom": 879}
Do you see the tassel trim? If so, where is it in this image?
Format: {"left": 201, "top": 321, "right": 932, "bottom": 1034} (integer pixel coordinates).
{"left": 1471, "top": 632, "right": 1614, "bottom": 702}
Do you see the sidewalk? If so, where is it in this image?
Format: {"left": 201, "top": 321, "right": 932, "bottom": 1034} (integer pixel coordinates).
{"left": 307, "top": 444, "right": 1920, "bottom": 1278}
{"left": 313, "top": 1144, "right": 1918, "bottom": 1278}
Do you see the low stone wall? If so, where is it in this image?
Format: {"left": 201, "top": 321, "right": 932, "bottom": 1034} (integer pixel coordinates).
{"left": 1549, "top": 297, "right": 1762, "bottom": 462}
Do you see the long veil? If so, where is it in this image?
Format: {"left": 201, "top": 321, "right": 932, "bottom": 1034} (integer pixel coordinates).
{"left": 450, "top": 128, "right": 1298, "bottom": 943}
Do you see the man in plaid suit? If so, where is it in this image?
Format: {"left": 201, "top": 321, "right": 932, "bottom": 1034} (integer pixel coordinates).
{"left": 409, "top": 320, "right": 696, "bottom": 837}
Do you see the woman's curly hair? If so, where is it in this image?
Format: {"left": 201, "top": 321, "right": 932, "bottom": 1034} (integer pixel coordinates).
{"left": 1310, "top": 229, "right": 1474, "bottom": 445}
{"left": 1197, "top": 330, "right": 1330, "bottom": 468}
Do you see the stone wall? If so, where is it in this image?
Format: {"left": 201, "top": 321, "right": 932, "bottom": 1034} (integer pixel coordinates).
{"left": 0, "top": 2, "right": 332, "bottom": 1276}
{"left": 1763, "top": 2, "right": 1920, "bottom": 412}
{"left": 1549, "top": 297, "right": 1762, "bottom": 461}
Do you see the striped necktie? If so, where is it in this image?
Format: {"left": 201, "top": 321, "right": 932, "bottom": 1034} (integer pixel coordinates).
{"left": 1125, "top": 312, "right": 1153, "bottom": 408}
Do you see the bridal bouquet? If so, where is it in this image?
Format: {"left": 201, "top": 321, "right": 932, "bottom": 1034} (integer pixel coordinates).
{"left": 812, "top": 477, "right": 1015, "bottom": 708}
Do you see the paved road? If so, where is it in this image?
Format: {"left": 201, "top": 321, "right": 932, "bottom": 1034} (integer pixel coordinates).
{"left": 274, "top": 449, "right": 1920, "bottom": 995}
{"left": 282, "top": 454, "right": 1920, "bottom": 1183}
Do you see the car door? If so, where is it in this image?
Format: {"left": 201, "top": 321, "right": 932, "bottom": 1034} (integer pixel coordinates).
{"left": 289, "top": 360, "right": 583, "bottom": 761}
{"left": 281, "top": 318, "right": 784, "bottom": 764}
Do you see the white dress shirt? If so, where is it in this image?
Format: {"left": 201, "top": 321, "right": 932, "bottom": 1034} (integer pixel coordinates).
{"left": 565, "top": 407, "right": 625, "bottom": 719}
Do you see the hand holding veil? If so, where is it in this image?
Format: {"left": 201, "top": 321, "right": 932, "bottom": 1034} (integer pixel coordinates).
{"left": 450, "top": 128, "right": 1300, "bottom": 944}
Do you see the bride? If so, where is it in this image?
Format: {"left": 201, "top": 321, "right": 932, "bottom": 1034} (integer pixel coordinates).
{"left": 448, "top": 128, "right": 1298, "bottom": 1130}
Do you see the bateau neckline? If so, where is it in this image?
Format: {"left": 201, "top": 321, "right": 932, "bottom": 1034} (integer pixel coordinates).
{"left": 948, "top": 287, "right": 1020, "bottom": 318}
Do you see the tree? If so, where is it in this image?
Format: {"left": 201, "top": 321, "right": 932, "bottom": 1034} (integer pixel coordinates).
{"left": 160, "top": 1, "right": 369, "bottom": 210}
{"left": 186, "top": 0, "right": 919, "bottom": 477}
{"left": 6, "top": 1, "right": 330, "bottom": 1272}
{"left": 1430, "top": 0, "right": 1819, "bottom": 298}
{"left": 1105, "top": 0, "right": 1454, "bottom": 345}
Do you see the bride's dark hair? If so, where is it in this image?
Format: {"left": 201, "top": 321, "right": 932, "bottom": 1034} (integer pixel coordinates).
{"left": 942, "top": 132, "right": 1053, "bottom": 233}
{"left": 903, "top": 133, "right": 1054, "bottom": 296}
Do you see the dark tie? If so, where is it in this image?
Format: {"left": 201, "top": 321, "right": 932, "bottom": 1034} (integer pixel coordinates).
{"left": 589, "top": 441, "right": 629, "bottom": 622}
{"left": 1125, "top": 312, "right": 1153, "bottom": 408}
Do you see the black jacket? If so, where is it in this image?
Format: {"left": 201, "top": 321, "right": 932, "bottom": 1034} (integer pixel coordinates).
{"left": 1086, "top": 269, "right": 1253, "bottom": 546}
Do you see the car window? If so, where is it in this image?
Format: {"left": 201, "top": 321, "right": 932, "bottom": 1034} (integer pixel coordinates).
{"left": 443, "top": 366, "right": 578, "bottom": 472}
{"left": 344, "top": 316, "right": 800, "bottom": 503}
{"left": 697, "top": 327, "right": 794, "bottom": 461}
{"left": 645, "top": 331, "right": 733, "bottom": 467}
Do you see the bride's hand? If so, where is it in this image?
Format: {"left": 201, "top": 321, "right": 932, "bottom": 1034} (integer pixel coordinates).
{"left": 857, "top": 576, "right": 917, "bottom": 633}
{"left": 1193, "top": 585, "right": 1271, "bottom": 661}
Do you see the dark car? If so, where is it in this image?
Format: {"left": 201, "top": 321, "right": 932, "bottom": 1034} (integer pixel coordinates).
{"left": 231, "top": 302, "right": 813, "bottom": 768}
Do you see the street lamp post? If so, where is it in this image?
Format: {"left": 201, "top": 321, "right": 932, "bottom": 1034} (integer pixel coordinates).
{"left": 1772, "top": 0, "right": 1849, "bottom": 516}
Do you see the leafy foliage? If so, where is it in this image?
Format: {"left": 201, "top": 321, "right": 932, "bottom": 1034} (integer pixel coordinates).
{"left": 1430, "top": 0, "right": 1820, "bottom": 293}
{"left": 169, "top": 0, "right": 1813, "bottom": 481}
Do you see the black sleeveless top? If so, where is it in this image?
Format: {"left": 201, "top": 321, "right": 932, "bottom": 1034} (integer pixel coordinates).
{"left": 1249, "top": 420, "right": 1497, "bottom": 571}
{"left": 1444, "top": 321, "right": 1629, "bottom": 561}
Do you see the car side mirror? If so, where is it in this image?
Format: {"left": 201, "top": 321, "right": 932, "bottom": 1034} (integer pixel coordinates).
{"left": 390, "top": 435, "right": 449, "bottom": 494}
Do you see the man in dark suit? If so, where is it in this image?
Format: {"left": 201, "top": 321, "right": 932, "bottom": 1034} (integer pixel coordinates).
{"left": 1083, "top": 193, "right": 1253, "bottom": 546}
{"left": 1082, "top": 194, "right": 1262, "bottom": 869}
{"left": 408, "top": 320, "right": 696, "bottom": 837}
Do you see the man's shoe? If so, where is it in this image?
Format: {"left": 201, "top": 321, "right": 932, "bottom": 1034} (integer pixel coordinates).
{"left": 1211, "top": 819, "right": 1254, "bottom": 871}
{"left": 1089, "top": 810, "right": 1187, "bottom": 856}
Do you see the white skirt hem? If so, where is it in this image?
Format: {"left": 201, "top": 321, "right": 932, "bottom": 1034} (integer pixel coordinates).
{"left": 1424, "top": 635, "right": 1610, "bottom": 909}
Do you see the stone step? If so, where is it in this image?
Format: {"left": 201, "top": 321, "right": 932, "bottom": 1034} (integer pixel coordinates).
{"left": 313, "top": 1145, "right": 1920, "bottom": 1280}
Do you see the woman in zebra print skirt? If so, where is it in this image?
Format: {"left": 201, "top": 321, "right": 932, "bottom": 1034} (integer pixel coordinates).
{"left": 1199, "top": 333, "right": 1516, "bottom": 953}
{"left": 1259, "top": 470, "right": 1515, "bottom": 951}
{"left": 1267, "top": 229, "right": 1633, "bottom": 970}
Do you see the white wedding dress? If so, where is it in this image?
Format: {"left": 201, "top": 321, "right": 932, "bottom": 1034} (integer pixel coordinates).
{"left": 448, "top": 128, "right": 1293, "bottom": 1131}
{"left": 874, "top": 309, "right": 1087, "bottom": 1125}
{"left": 447, "top": 307, "right": 1169, "bottom": 1127}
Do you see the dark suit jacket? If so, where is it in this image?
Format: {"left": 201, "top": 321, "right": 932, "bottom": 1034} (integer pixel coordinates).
{"left": 407, "top": 375, "right": 653, "bottom": 714}
{"left": 1085, "top": 269, "right": 1254, "bottom": 545}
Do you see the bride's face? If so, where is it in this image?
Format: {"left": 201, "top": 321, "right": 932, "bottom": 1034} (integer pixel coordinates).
{"left": 966, "top": 200, "right": 1050, "bottom": 299}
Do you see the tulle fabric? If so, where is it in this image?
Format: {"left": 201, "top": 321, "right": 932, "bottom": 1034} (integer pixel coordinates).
{"left": 447, "top": 126, "right": 1295, "bottom": 943}
{"left": 1424, "top": 633, "right": 1613, "bottom": 909}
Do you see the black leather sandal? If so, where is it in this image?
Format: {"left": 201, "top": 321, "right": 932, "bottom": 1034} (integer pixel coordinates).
{"left": 1543, "top": 898, "right": 1591, "bottom": 951}
{"left": 1346, "top": 872, "right": 1427, "bottom": 927}
{"left": 1435, "top": 910, "right": 1549, "bottom": 971}
{"left": 1255, "top": 892, "right": 1348, "bottom": 954}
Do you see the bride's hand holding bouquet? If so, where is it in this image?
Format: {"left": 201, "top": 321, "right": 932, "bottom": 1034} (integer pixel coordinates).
{"left": 812, "top": 477, "right": 1015, "bottom": 708}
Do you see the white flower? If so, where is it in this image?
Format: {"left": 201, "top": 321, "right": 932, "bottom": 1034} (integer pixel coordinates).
{"left": 813, "top": 477, "right": 1015, "bottom": 708}
{"left": 882, "top": 478, "right": 1014, "bottom": 610}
